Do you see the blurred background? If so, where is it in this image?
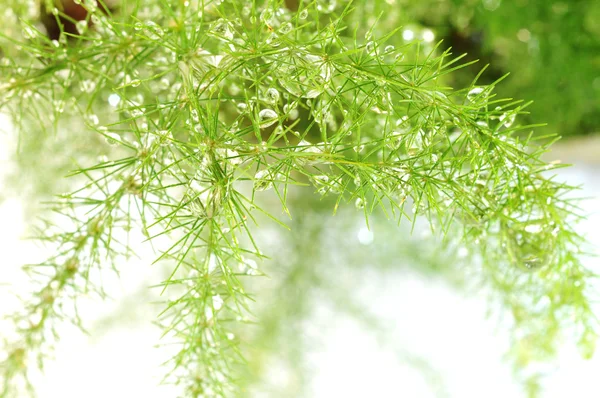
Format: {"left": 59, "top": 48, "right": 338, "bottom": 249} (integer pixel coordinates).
{"left": 1, "top": 0, "right": 600, "bottom": 397}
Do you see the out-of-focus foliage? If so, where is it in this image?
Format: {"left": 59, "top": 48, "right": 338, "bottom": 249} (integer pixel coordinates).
{"left": 399, "top": 0, "right": 600, "bottom": 136}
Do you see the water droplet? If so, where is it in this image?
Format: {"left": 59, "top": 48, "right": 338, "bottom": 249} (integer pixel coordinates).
{"left": 500, "top": 112, "right": 516, "bottom": 128}
{"left": 209, "top": 19, "right": 234, "bottom": 41}
{"left": 355, "top": 198, "right": 365, "bottom": 210}
{"left": 467, "top": 86, "right": 486, "bottom": 102}
{"left": 283, "top": 103, "right": 299, "bottom": 119}
{"left": 265, "top": 88, "right": 280, "bottom": 104}
{"left": 366, "top": 41, "right": 376, "bottom": 55}
{"left": 108, "top": 94, "right": 121, "bottom": 107}
{"left": 130, "top": 79, "right": 141, "bottom": 87}
{"left": 254, "top": 169, "right": 274, "bottom": 191}
{"left": 313, "top": 175, "right": 329, "bottom": 184}
{"left": 156, "top": 130, "right": 172, "bottom": 146}
{"left": 260, "top": 9, "right": 274, "bottom": 24}
{"left": 22, "top": 25, "right": 37, "bottom": 39}
{"left": 75, "top": 20, "right": 88, "bottom": 34}
{"left": 279, "top": 22, "right": 293, "bottom": 34}
{"left": 236, "top": 102, "right": 248, "bottom": 114}
{"left": 258, "top": 108, "right": 278, "bottom": 128}
{"left": 507, "top": 221, "right": 554, "bottom": 270}
{"left": 299, "top": 9, "right": 308, "bottom": 19}
{"left": 312, "top": 175, "right": 331, "bottom": 194}
{"left": 104, "top": 132, "right": 120, "bottom": 146}
{"left": 384, "top": 45, "right": 395, "bottom": 54}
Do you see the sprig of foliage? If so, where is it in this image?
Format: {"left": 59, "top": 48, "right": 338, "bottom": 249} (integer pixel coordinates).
{"left": 0, "top": 0, "right": 597, "bottom": 397}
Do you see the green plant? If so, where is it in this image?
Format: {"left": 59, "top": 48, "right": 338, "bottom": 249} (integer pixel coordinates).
{"left": 0, "top": 1, "right": 596, "bottom": 397}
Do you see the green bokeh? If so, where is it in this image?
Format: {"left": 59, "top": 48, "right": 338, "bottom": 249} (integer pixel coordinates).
{"left": 400, "top": 0, "right": 600, "bottom": 136}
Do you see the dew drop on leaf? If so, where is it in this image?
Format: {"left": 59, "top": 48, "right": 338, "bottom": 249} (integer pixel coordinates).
{"left": 258, "top": 108, "right": 278, "bottom": 128}
{"left": 209, "top": 19, "right": 234, "bottom": 41}
{"left": 500, "top": 112, "right": 516, "bottom": 128}
{"left": 507, "top": 221, "right": 554, "bottom": 270}
{"left": 355, "top": 198, "right": 365, "bottom": 210}
{"left": 467, "top": 86, "right": 486, "bottom": 102}
{"left": 236, "top": 102, "right": 248, "bottom": 114}
{"left": 75, "top": 20, "right": 88, "bottom": 34}
{"left": 265, "top": 88, "right": 280, "bottom": 104}
{"left": 254, "top": 169, "right": 273, "bottom": 191}
{"left": 279, "top": 22, "right": 293, "bottom": 34}
{"left": 366, "top": 41, "right": 376, "bottom": 55}
{"left": 104, "top": 132, "right": 121, "bottom": 146}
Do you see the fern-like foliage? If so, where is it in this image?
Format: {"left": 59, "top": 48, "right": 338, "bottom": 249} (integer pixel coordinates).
{"left": 0, "top": 1, "right": 596, "bottom": 397}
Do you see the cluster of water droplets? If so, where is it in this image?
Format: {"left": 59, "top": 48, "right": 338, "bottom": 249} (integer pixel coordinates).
{"left": 184, "top": 157, "right": 231, "bottom": 219}
{"left": 208, "top": 18, "right": 234, "bottom": 42}
{"left": 311, "top": 174, "right": 342, "bottom": 196}
{"left": 273, "top": 50, "right": 332, "bottom": 99}
{"left": 504, "top": 212, "right": 557, "bottom": 270}
{"left": 133, "top": 20, "right": 163, "bottom": 40}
